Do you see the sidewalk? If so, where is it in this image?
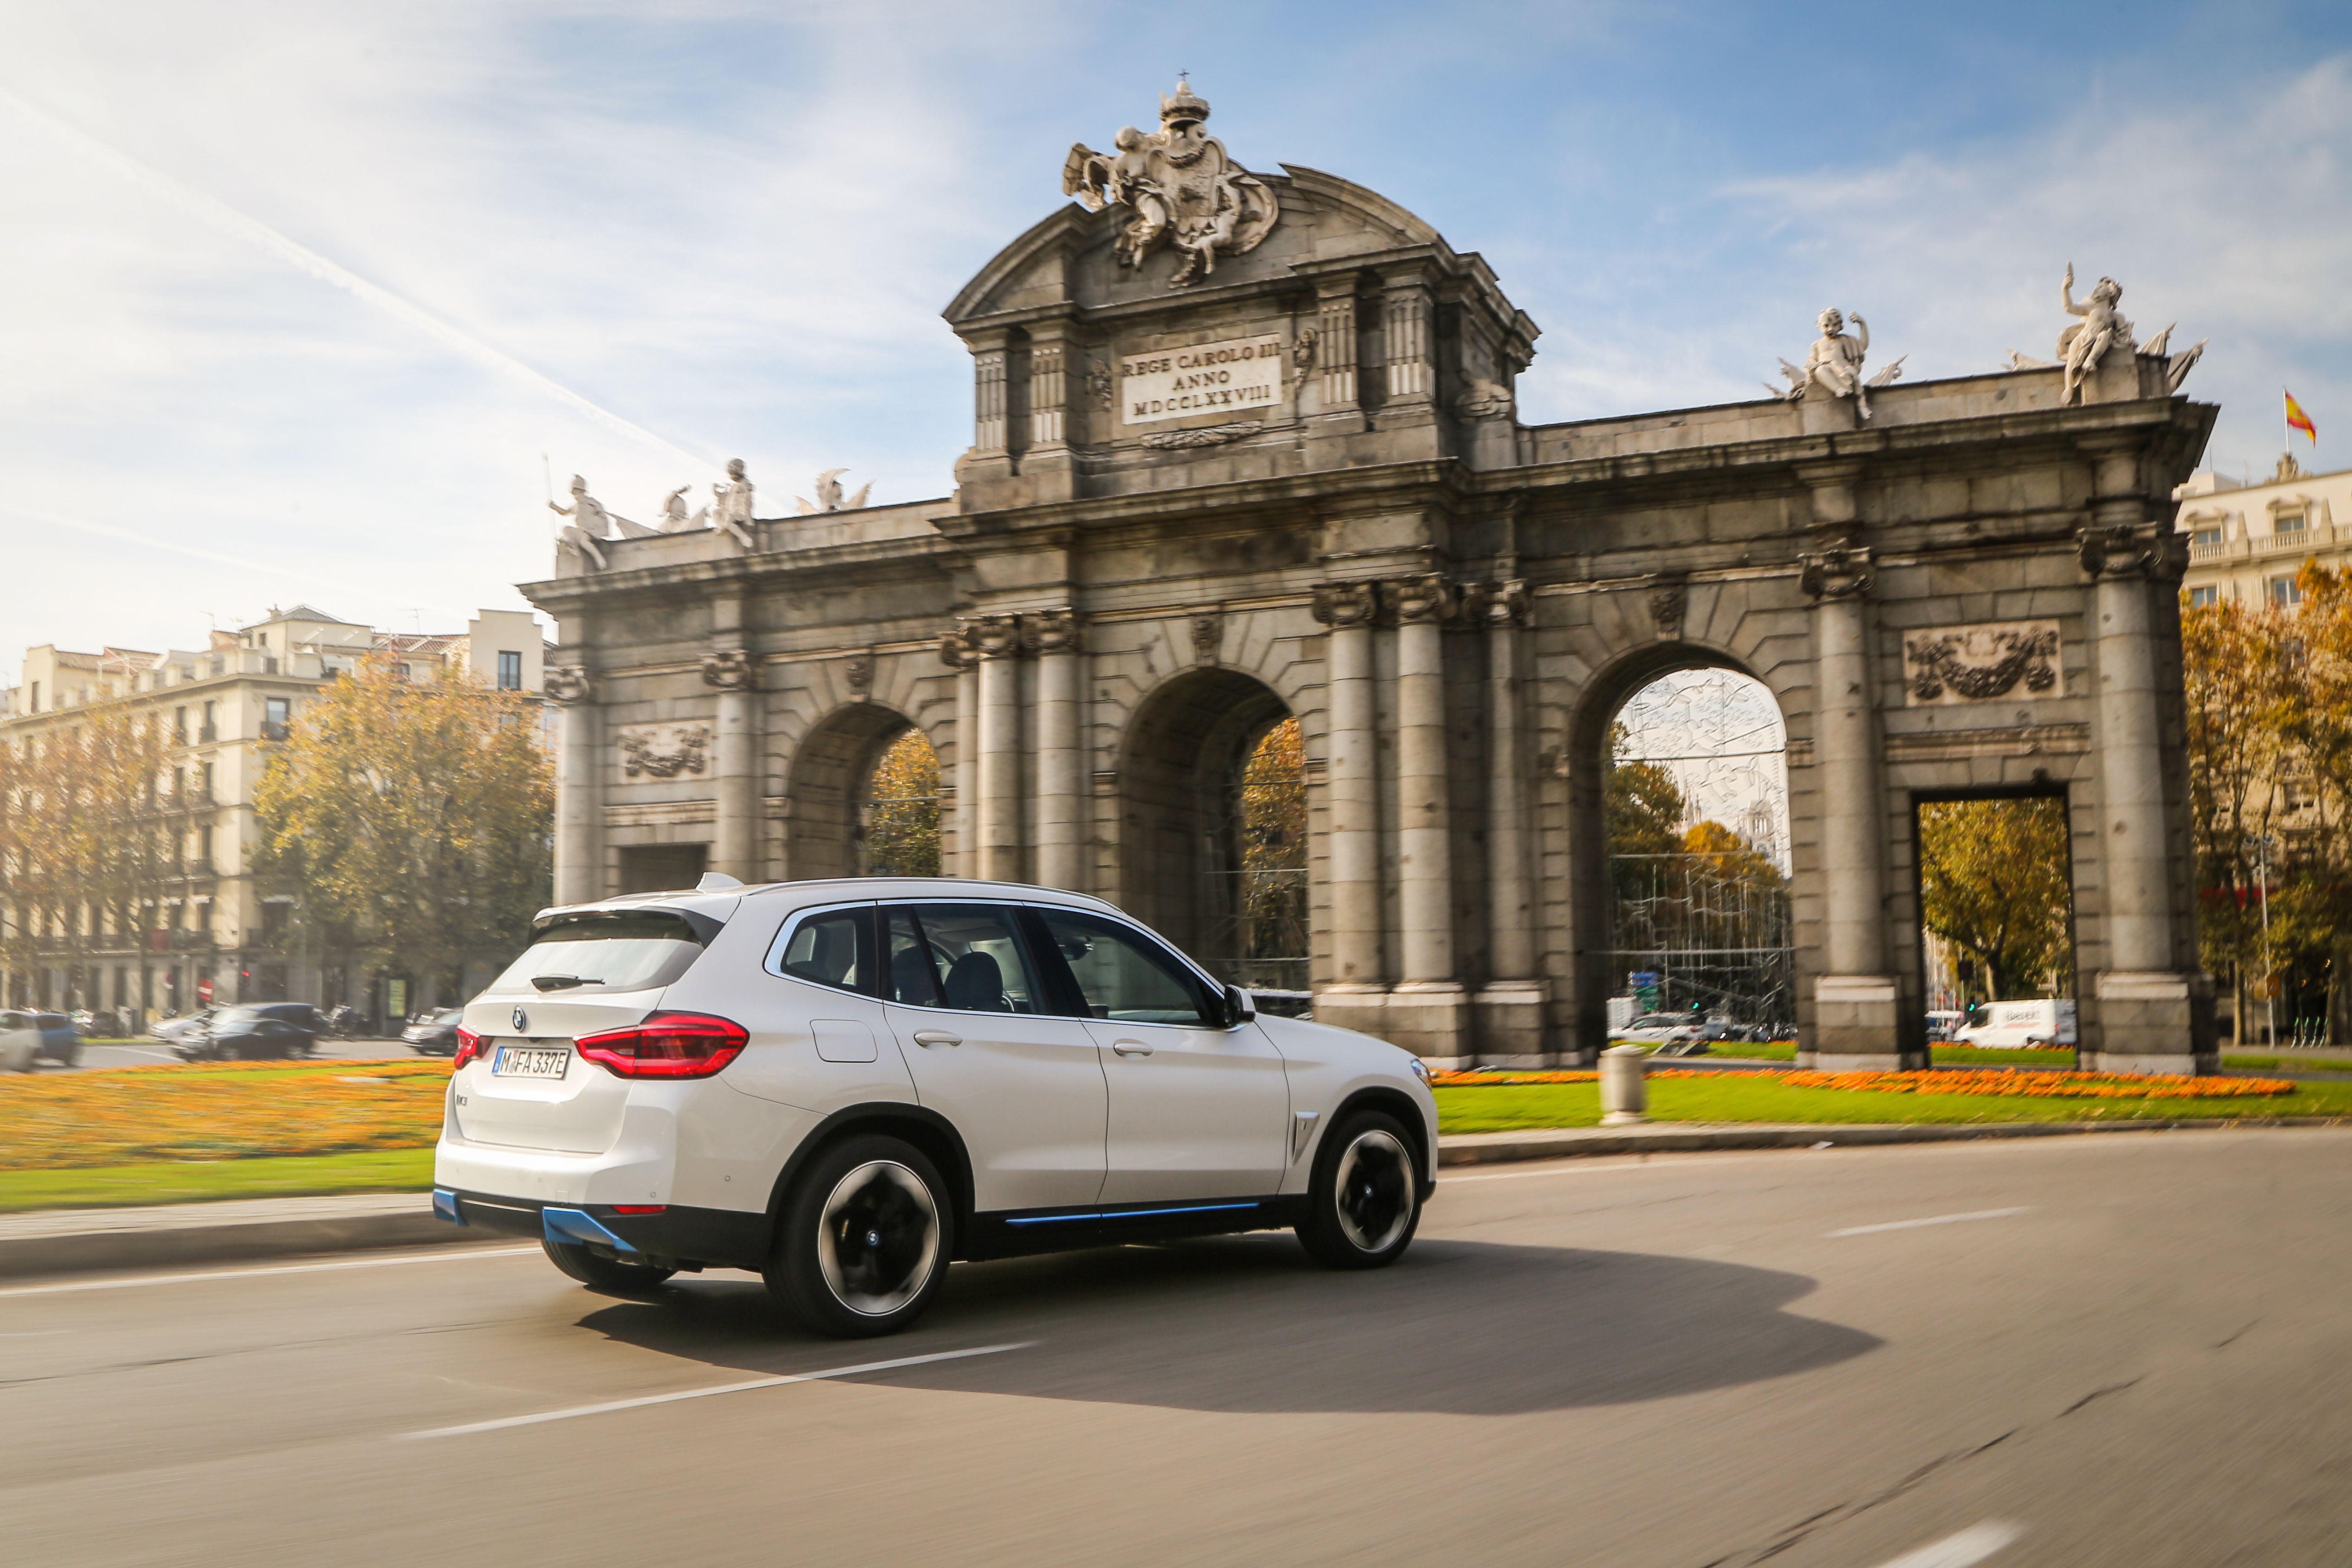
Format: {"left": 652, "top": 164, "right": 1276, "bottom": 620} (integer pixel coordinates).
{"left": 7, "top": 1116, "right": 2348, "bottom": 1279}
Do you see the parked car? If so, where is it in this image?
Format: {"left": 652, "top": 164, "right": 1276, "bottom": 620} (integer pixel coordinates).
{"left": 403, "top": 1008, "right": 468, "bottom": 1056}
{"left": 0, "top": 1012, "right": 42, "bottom": 1072}
{"left": 173, "top": 1003, "right": 324, "bottom": 1061}
{"left": 30, "top": 1013, "right": 81, "bottom": 1066}
{"left": 1613, "top": 1011, "right": 1710, "bottom": 1051}
{"left": 433, "top": 878, "right": 1438, "bottom": 1338}
{"left": 152, "top": 1008, "right": 222, "bottom": 1046}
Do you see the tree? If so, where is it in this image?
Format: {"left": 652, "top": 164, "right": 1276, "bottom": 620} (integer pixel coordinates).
{"left": 1917, "top": 797, "right": 2074, "bottom": 1001}
{"left": 1605, "top": 720, "right": 1686, "bottom": 911}
{"left": 862, "top": 728, "right": 941, "bottom": 877}
{"left": 2275, "top": 563, "right": 2352, "bottom": 1041}
{"left": 250, "top": 658, "right": 552, "bottom": 998}
{"left": 0, "top": 700, "right": 173, "bottom": 993}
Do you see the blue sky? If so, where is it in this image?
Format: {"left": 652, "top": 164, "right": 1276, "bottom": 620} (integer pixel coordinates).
{"left": 3, "top": 0, "right": 2348, "bottom": 670}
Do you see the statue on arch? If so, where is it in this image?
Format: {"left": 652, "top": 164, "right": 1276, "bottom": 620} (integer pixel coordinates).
{"left": 794, "top": 468, "right": 872, "bottom": 514}
{"left": 710, "top": 458, "right": 756, "bottom": 548}
{"left": 1770, "top": 308, "right": 1905, "bottom": 421}
{"left": 1061, "top": 78, "right": 1280, "bottom": 287}
{"left": 2057, "top": 264, "right": 2133, "bottom": 405}
{"left": 548, "top": 475, "right": 615, "bottom": 569}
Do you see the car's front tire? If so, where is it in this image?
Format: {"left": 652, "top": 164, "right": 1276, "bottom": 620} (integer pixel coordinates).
{"left": 542, "top": 1237, "right": 677, "bottom": 1293}
{"left": 1296, "top": 1109, "right": 1422, "bottom": 1269}
{"left": 767, "top": 1135, "right": 951, "bottom": 1338}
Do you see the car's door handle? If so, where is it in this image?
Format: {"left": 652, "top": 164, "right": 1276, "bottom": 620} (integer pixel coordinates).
{"left": 910, "top": 1030, "right": 962, "bottom": 1048}
{"left": 1111, "top": 1040, "right": 1153, "bottom": 1057}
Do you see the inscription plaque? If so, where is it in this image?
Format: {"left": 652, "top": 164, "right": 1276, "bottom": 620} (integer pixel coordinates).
{"left": 1120, "top": 334, "right": 1285, "bottom": 424}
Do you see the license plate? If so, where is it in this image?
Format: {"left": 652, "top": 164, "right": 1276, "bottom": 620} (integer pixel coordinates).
{"left": 491, "top": 1044, "right": 569, "bottom": 1079}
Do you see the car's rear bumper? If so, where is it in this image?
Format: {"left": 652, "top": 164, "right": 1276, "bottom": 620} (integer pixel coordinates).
{"left": 432, "top": 1187, "right": 771, "bottom": 1272}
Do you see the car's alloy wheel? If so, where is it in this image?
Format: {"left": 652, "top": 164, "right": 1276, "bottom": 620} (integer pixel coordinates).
{"left": 1297, "top": 1110, "right": 1422, "bottom": 1269}
{"left": 769, "top": 1135, "right": 951, "bottom": 1338}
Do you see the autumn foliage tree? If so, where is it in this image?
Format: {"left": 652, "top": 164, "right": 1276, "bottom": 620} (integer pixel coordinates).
{"left": 1918, "top": 797, "right": 2075, "bottom": 1001}
{"left": 0, "top": 700, "right": 174, "bottom": 980}
{"left": 861, "top": 728, "right": 941, "bottom": 877}
{"left": 251, "top": 658, "right": 552, "bottom": 1001}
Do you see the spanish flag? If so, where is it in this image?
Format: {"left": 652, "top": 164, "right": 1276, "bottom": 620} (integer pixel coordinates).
{"left": 2286, "top": 389, "right": 2317, "bottom": 442}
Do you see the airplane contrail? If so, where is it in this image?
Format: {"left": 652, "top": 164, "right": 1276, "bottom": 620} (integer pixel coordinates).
{"left": 0, "top": 87, "right": 716, "bottom": 474}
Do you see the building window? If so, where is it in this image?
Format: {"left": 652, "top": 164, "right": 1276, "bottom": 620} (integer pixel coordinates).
{"left": 2192, "top": 528, "right": 2222, "bottom": 548}
{"left": 2187, "top": 585, "right": 2218, "bottom": 608}
{"left": 27, "top": 681, "right": 37, "bottom": 712}
{"left": 263, "top": 696, "right": 291, "bottom": 741}
{"left": 2271, "top": 577, "right": 2304, "bottom": 606}
{"left": 496, "top": 650, "right": 523, "bottom": 690}
{"left": 2274, "top": 511, "right": 2307, "bottom": 535}
{"left": 199, "top": 761, "right": 214, "bottom": 799}
{"left": 199, "top": 700, "right": 217, "bottom": 742}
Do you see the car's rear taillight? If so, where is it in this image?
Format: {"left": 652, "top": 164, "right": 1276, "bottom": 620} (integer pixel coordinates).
{"left": 574, "top": 1012, "right": 748, "bottom": 1079}
{"left": 452, "top": 1027, "right": 486, "bottom": 1070}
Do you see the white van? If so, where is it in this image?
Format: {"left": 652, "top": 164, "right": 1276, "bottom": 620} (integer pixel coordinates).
{"left": 1953, "top": 998, "right": 2077, "bottom": 1048}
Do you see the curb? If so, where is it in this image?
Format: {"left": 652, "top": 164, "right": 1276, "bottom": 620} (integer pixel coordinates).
{"left": 1434, "top": 1115, "right": 2352, "bottom": 1166}
{"left": 0, "top": 1194, "right": 505, "bottom": 1280}
{"left": 8, "top": 1116, "right": 2351, "bottom": 1279}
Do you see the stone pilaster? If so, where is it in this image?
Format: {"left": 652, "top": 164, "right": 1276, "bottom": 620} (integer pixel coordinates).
{"left": 1311, "top": 580, "right": 1386, "bottom": 1039}
{"left": 1475, "top": 579, "right": 1547, "bottom": 1064}
{"left": 702, "top": 595, "right": 761, "bottom": 885}
{"left": 1388, "top": 573, "right": 1470, "bottom": 1066}
{"left": 1027, "top": 334, "right": 1066, "bottom": 451}
{"left": 1314, "top": 279, "right": 1360, "bottom": 419}
{"left": 2078, "top": 454, "right": 2212, "bottom": 1073}
{"left": 1801, "top": 519, "right": 1906, "bottom": 1067}
{"left": 1380, "top": 265, "right": 1437, "bottom": 414}
{"left": 547, "top": 661, "right": 602, "bottom": 906}
{"left": 939, "top": 627, "right": 979, "bottom": 876}
{"left": 970, "top": 614, "right": 1025, "bottom": 884}
{"left": 1027, "top": 609, "right": 1084, "bottom": 891}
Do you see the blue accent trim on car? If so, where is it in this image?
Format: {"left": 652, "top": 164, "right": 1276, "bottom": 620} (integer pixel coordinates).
{"left": 542, "top": 1206, "right": 638, "bottom": 1253}
{"left": 1004, "top": 1201, "right": 1262, "bottom": 1228}
{"left": 431, "top": 1189, "right": 466, "bottom": 1226}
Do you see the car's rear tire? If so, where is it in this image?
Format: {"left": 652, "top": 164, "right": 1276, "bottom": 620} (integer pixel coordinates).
{"left": 1296, "top": 1109, "right": 1422, "bottom": 1269}
{"left": 767, "top": 1135, "right": 951, "bottom": 1338}
{"left": 542, "top": 1236, "right": 677, "bottom": 1293}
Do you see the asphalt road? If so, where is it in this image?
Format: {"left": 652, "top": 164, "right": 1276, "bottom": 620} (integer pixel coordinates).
{"left": 6, "top": 1130, "right": 2351, "bottom": 1567}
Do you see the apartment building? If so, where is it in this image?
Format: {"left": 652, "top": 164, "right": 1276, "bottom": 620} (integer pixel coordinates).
{"left": 0, "top": 605, "right": 546, "bottom": 1025}
{"left": 2175, "top": 452, "right": 2352, "bottom": 607}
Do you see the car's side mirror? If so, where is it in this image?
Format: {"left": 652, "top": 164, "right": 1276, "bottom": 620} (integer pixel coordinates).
{"left": 1224, "top": 985, "right": 1257, "bottom": 1027}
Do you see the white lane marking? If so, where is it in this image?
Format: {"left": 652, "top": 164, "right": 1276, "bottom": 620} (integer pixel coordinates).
{"left": 400, "top": 1341, "right": 1038, "bottom": 1440}
{"left": 0, "top": 1245, "right": 539, "bottom": 1299}
{"left": 1445, "top": 1154, "right": 1791, "bottom": 1184}
{"left": 1830, "top": 1207, "right": 2031, "bottom": 1238}
{"left": 1872, "top": 1520, "right": 2024, "bottom": 1567}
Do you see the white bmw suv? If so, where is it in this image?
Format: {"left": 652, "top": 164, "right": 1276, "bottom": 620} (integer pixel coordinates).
{"left": 433, "top": 878, "right": 1437, "bottom": 1337}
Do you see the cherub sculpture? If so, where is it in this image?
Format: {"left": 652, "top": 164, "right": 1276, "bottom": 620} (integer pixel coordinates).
{"left": 709, "top": 458, "right": 756, "bottom": 548}
{"left": 1767, "top": 309, "right": 1905, "bottom": 420}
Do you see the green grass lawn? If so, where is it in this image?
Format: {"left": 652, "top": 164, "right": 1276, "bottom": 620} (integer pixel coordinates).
{"left": 0, "top": 1148, "right": 437, "bottom": 1213}
{"left": 2222, "top": 1052, "right": 2352, "bottom": 1073}
{"left": 1435, "top": 1074, "right": 2352, "bottom": 1135}
{"left": 1648, "top": 1043, "right": 2077, "bottom": 1067}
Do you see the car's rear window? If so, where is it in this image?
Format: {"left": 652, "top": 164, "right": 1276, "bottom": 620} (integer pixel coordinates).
{"left": 492, "top": 912, "right": 707, "bottom": 995}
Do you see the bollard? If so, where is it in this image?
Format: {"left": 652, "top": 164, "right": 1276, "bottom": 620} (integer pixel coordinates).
{"left": 1600, "top": 1044, "right": 1650, "bottom": 1125}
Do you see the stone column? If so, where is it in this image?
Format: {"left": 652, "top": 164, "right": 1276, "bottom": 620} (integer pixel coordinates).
{"left": 1390, "top": 574, "right": 1471, "bottom": 1066}
{"left": 2079, "top": 491, "right": 2209, "bottom": 1072}
{"left": 547, "top": 663, "right": 602, "bottom": 905}
{"left": 1476, "top": 580, "right": 1547, "bottom": 1064}
{"left": 1801, "top": 542, "right": 1902, "bottom": 1067}
{"left": 1028, "top": 609, "right": 1084, "bottom": 891}
{"left": 703, "top": 597, "right": 761, "bottom": 884}
{"left": 971, "top": 614, "right": 1024, "bottom": 883}
{"left": 940, "top": 628, "right": 979, "bottom": 877}
{"left": 1312, "top": 582, "right": 1385, "bottom": 1035}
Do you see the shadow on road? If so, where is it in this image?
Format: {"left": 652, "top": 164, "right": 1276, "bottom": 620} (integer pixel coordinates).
{"left": 572, "top": 1236, "right": 1879, "bottom": 1416}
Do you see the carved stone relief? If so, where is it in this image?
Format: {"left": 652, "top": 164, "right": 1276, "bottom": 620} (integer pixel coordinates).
{"left": 1648, "top": 579, "right": 1688, "bottom": 640}
{"left": 844, "top": 653, "right": 874, "bottom": 698}
{"left": 1800, "top": 546, "right": 1875, "bottom": 601}
{"left": 1139, "top": 422, "right": 1264, "bottom": 450}
{"left": 2079, "top": 522, "right": 2188, "bottom": 583}
{"left": 1311, "top": 580, "right": 1378, "bottom": 629}
{"left": 1060, "top": 79, "right": 1279, "bottom": 287}
{"left": 1190, "top": 611, "right": 1224, "bottom": 666}
{"left": 544, "top": 664, "right": 594, "bottom": 705}
{"left": 700, "top": 648, "right": 757, "bottom": 690}
{"left": 618, "top": 722, "right": 710, "bottom": 779}
{"left": 1902, "top": 622, "right": 2062, "bottom": 706}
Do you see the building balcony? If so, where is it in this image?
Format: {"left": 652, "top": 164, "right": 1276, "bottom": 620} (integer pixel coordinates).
{"left": 168, "top": 928, "right": 216, "bottom": 951}
{"left": 197, "top": 725, "right": 219, "bottom": 743}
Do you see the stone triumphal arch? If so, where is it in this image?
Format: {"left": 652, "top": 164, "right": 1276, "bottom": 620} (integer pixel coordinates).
{"left": 527, "top": 84, "right": 2216, "bottom": 1073}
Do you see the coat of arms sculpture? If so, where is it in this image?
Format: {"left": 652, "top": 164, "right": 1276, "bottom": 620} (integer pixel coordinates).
{"left": 1061, "top": 78, "right": 1279, "bottom": 287}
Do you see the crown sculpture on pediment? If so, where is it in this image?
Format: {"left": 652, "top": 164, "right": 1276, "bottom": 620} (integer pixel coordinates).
{"left": 1061, "top": 77, "right": 1280, "bottom": 287}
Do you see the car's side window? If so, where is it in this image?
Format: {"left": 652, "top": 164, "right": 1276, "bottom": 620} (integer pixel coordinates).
{"left": 883, "top": 909, "right": 944, "bottom": 1006}
{"left": 894, "top": 904, "right": 1041, "bottom": 1014}
{"left": 774, "top": 907, "right": 871, "bottom": 995}
{"left": 1032, "top": 908, "right": 1217, "bottom": 1027}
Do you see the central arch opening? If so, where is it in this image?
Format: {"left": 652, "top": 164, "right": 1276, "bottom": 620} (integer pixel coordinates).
{"left": 1119, "top": 670, "right": 1306, "bottom": 998}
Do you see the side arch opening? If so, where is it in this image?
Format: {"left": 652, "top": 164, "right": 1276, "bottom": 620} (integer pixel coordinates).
{"left": 786, "top": 707, "right": 940, "bottom": 880}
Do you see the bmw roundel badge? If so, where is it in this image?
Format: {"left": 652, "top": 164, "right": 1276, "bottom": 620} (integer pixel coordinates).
{"left": 512, "top": 1007, "right": 529, "bottom": 1033}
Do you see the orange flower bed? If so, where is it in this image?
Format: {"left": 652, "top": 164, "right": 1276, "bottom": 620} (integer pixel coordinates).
{"left": 0, "top": 1060, "right": 447, "bottom": 1170}
{"left": 1429, "top": 1067, "right": 2294, "bottom": 1100}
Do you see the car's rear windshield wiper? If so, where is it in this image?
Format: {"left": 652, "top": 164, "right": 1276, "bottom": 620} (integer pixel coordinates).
{"left": 530, "top": 975, "right": 602, "bottom": 992}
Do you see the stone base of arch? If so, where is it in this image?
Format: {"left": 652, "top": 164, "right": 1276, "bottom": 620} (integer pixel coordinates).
{"left": 1474, "top": 981, "right": 1552, "bottom": 1068}
{"left": 1810, "top": 975, "right": 1907, "bottom": 1070}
